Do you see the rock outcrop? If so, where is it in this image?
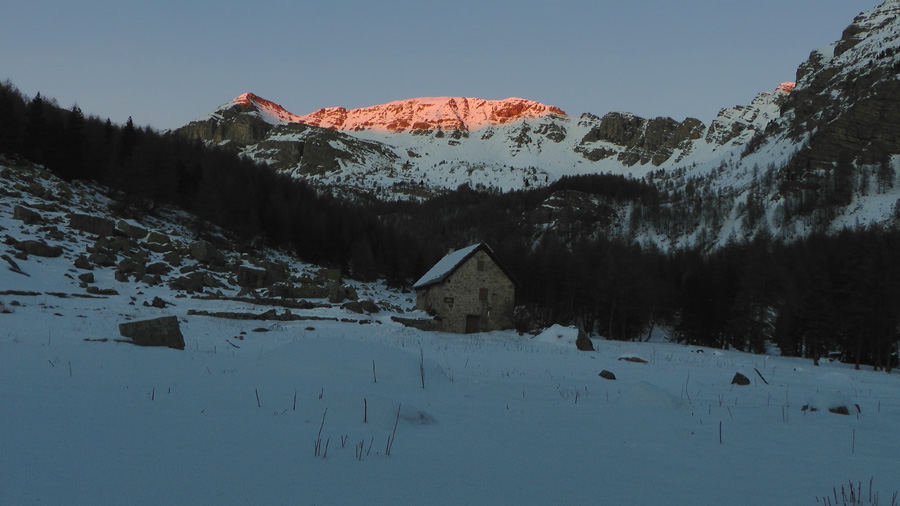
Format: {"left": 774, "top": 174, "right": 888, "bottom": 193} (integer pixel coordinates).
{"left": 296, "top": 96, "right": 567, "bottom": 133}
{"left": 578, "top": 113, "right": 705, "bottom": 166}
{"left": 119, "top": 316, "right": 185, "bottom": 350}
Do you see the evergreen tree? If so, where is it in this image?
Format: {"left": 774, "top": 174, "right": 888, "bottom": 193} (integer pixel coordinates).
{"left": 23, "top": 92, "right": 46, "bottom": 163}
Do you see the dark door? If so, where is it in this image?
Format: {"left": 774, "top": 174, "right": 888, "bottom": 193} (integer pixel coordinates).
{"left": 465, "top": 315, "right": 480, "bottom": 334}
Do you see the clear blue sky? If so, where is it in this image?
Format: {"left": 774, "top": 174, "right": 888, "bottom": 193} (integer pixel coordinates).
{"left": 1, "top": 0, "right": 882, "bottom": 130}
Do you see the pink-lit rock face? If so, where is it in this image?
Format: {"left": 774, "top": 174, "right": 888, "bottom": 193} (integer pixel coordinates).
{"left": 233, "top": 93, "right": 304, "bottom": 124}
{"left": 296, "top": 97, "right": 568, "bottom": 132}
{"left": 775, "top": 82, "right": 796, "bottom": 93}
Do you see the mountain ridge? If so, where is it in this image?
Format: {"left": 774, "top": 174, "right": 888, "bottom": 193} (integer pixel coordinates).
{"left": 174, "top": 0, "right": 900, "bottom": 250}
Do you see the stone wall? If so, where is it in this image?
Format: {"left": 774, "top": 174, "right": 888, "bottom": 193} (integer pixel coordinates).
{"left": 415, "top": 250, "right": 514, "bottom": 333}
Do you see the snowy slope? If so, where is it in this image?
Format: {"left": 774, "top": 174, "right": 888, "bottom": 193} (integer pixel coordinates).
{"left": 183, "top": 84, "right": 786, "bottom": 195}
{"left": 174, "top": 1, "right": 900, "bottom": 250}
{"left": 3, "top": 150, "right": 900, "bottom": 506}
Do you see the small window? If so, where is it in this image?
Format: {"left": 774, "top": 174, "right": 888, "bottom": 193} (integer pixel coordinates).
{"left": 479, "top": 288, "right": 488, "bottom": 301}
{"left": 477, "top": 260, "right": 485, "bottom": 271}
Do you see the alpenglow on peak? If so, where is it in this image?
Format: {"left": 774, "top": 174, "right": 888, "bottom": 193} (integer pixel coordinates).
{"left": 228, "top": 94, "right": 568, "bottom": 133}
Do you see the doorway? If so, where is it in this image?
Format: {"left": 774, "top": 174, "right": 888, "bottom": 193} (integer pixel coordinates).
{"left": 465, "top": 315, "right": 481, "bottom": 334}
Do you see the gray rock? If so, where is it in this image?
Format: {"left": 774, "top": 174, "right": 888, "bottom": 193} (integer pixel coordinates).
{"left": 189, "top": 240, "right": 225, "bottom": 265}
{"left": 89, "top": 252, "right": 116, "bottom": 267}
{"left": 116, "top": 258, "right": 138, "bottom": 274}
{"left": 359, "top": 300, "right": 380, "bottom": 313}
{"left": 68, "top": 213, "right": 115, "bottom": 237}
{"left": 149, "top": 296, "right": 171, "bottom": 308}
{"left": 576, "top": 330, "right": 595, "bottom": 351}
{"left": 599, "top": 370, "right": 616, "bottom": 380}
{"left": 145, "top": 262, "right": 171, "bottom": 276}
{"left": 116, "top": 220, "right": 148, "bottom": 240}
{"left": 341, "top": 301, "right": 364, "bottom": 313}
{"left": 78, "top": 272, "right": 94, "bottom": 284}
{"left": 731, "top": 373, "right": 751, "bottom": 386}
{"left": 237, "top": 265, "right": 269, "bottom": 288}
{"left": 86, "top": 286, "right": 118, "bottom": 296}
{"left": 162, "top": 251, "right": 182, "bottom": 266}
{"left": 140, "top": 274, "right": 162, "bottom": 286}
{"left": 119, "top": 316, "right": 185, "bottom": 350}
{"left": 14, "top": 240, "right": 62, "bottom": 257}
{"left": 13, "top": 205, "right": 43, "bottom": 225}
{"left": 146, "top": 231, "right": 170, "bottom": 244}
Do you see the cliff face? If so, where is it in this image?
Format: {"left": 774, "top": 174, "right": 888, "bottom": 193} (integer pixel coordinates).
{"left": 295, "top": 97, "right": 567, "bottom": 133}
{"left": 781, "top": 0, "right": 900, "bottom": 171}
{"left": 577, "top": 113, "right": 705, "bottom": 166}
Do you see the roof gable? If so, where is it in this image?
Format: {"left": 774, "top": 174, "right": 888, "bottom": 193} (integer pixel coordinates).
{"left": 413, "top": 243, "right": 517, "bottom": 289}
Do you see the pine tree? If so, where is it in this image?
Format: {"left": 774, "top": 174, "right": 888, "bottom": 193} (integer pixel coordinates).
{"left": 23, "top": 92, "right": 46, "bottom": 163}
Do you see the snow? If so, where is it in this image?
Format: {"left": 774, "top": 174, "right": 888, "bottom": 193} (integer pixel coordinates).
{"left": 532, "top": 323, "right": 580, "bottom": 346}
{"left": 411, "top": 243, "right": 482, "bottom": 289}
{"left": 2, "top": 163, "right": 900, "bottom": 505}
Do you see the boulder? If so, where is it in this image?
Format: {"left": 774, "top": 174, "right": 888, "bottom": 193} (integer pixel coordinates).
{"left": 13, "top": 205, "right": 43, "bottom": 225}
{"left": 78, "top": 272, "right": 94, "bottom": 284}
{"left": 149, "top": 296, "right": 171, "bottom": 308}
{"left": 86, "top": 286, "right": 118, "bottom": 296}
{"left": 146, "top": 231, "right": 170, "bottom": 244}
{"left": 68, "top": 213, "right": 115, "bottom": 237}
{"left": 118, "top": 316, "right": 185, "bottom": 350}
{"left": 146, "top": 242, "right": 174, "bottom": 253}
{"left": 116, "top": 258, "right": 138, "bottom": 274}
{"left": 321, "top": 268, "right": 342, "bottom": 282}
{"left": 599, "top": 370, "right": 617, "bottom": 380}
{"left": 237, "top": 265, "right": 269, "bottom": 288}
{"left": 116, "top": 220, "right": 148, "bottom": 240}
{"left": 139, "top": 274, "right": 162, "bottom": 286}
{"left": 341, "top": 301, "right": 364, "bottom": 314}
{"left": 576, "top": 330, "right": 595, "bottom": 351}
{"left": 189, "top": 240, "right": 225, "bottom": 265}
{"left": 359, "top": 300, "right": 380, "bottom": 313}
{"left": 328, "top": 283, "right": 358, "bottom": 304}
{"left": 89, "top": 252, "right": 117, "bottom": 267}
{"left": 162, "top": 251, "right": 182, "bottom": 266}
{"left": 169, "top": 273, "right": 204, "bottom": 293}
{"left": 145, "top": 262, "right": 171, "bottom": 276}
{"left": 731, "top": 373, "right": 751, "bottom": 386}
{"left": 14, "top": 240, "right": 62, "bottom": 257}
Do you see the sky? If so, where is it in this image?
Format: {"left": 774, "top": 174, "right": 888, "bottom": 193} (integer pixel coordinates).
{"left": 0, "top": 0, "right": 884, "bottom": 131}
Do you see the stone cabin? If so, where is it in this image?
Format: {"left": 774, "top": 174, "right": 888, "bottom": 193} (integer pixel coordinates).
{"left": 413, "top": 243, "right": 516, "bottom": 334}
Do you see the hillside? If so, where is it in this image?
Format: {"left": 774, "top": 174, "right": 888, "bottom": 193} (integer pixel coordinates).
{"left": 2, "top": 158, "right": 899, "bottom": 505}
{"left": 176, "top": 0, "right": 900, "bottom": 250}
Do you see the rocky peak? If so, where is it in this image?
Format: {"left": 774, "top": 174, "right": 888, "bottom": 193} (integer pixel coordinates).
{"left": 294, "top": 97, "right": 568, "bottom": 133}
{"left": 775, "top": 82, "right": 796, "bottom": 94}
{"left": 777, "top": 0, "right": 900, "bottom": 183}
{"left": 229, "top": 93, "right": 304, "bottom": 125}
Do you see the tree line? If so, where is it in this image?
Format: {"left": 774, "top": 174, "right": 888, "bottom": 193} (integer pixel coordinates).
{"left": 0, "top": 80, "right": 427, "bottom": 282}
{"left": 2, "top": 81, "right": 897, "bottom": 369}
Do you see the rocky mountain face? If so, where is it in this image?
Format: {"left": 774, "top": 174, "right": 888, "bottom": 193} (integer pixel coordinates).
{"left": 295, "top": 97, "right": 567, "bottom": 133}
{"left": 175, "top": 0, "right": 900, "bottom": 249}
{"left": 175, "top": 85, "right": 786, "bottom": 199}
{"left": 780, "top": 0, "right": 900, "bottom": 174}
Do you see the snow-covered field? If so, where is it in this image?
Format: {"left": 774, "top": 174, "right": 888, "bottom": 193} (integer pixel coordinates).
{"left": 2, "top": 164, "right": 899, "bottom": 505}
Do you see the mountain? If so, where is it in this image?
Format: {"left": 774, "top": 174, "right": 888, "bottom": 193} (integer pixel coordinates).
{"left": 296, "top": 96, "right": 567, "bottom": 132}
{"left": 176, "top": 86, "right": 785, "bottom": 200}
{"left": 175, "top": 0, "right": 900, "bottom": 249}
